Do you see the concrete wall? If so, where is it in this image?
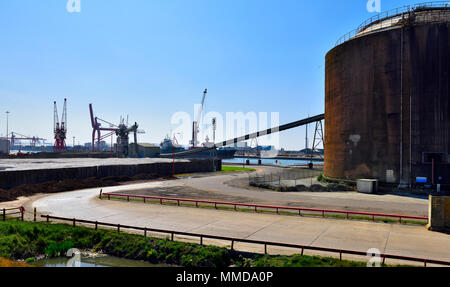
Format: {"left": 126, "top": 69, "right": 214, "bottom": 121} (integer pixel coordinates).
{"left": 0, "top": 159, "right": 221, "bottom": 189}
{"left": 128, "top": 143, "right": 160, "bottom": 158}
{"left": 427, "top": 195, "right": 450, "bottom": 232}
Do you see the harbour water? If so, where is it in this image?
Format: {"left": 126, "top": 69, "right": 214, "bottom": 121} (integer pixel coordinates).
{"left": 32, "top": 255, "right": 171, "bottom": 267}
{"left": 224, "top": 157, "right": 323, "bottom": 166}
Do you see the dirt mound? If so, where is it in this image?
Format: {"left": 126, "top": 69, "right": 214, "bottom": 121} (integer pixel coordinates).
{"left": 0, "top": 173, "right": 173, "bottom": 203}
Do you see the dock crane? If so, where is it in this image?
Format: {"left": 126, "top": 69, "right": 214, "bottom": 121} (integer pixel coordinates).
{"left": 53, "top": 99, "right": 67, "bottom": 152}
{"left": 190, "top": 89, "right": 207, "bottom": 148}
{"left": 9, "top": 132, "right": 46, "bottom": 148}
{"left": 89, "top": 103, "right": 145, "bottom": 156}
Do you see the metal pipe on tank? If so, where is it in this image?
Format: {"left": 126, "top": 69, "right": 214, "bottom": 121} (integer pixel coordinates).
{"left": 399, "top": 18, "right": 404, "bottom": 186}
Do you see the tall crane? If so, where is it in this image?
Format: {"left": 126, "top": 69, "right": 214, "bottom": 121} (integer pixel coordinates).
{"left": 90, "top": 103, "right": 117, "bottom": 152}
{"left": 53, "top": 99, "right": 67, "bottom": 152}
{"left": 9, "top": 132, "right": 46, "bottom": 148}
{"left": 190, "top": 89, "right": 207, "bottom": 148}
{"left": 89, "top": 103, "right": 145, "bottom": 156}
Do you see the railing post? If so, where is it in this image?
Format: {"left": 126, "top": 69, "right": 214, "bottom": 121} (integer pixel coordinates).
{"left": 73, "top": 218, "right": 76, "bottom": 227}
{"left": 424, "top": 259, "right": 427, "bottom": 267}
{"left": 214, "top": 203, "right": 217, "bottom": 209}
{"left": 322, "top": 210, "right": 325, "bottom": 218}
{"left": 178, "top": 200, "right": 180, "bottom": 206}
{"left": 231, "top": 240, "right": 234, "bottom": 250}
{"left": 21, "top": 209, "right": 24, "bottom": 221}
{"left": 372, "top": 215, "right": 375, "bottom": 222}
{"left": 99, "top": 189, "right": 102, "bottom": 199}
{"left": 196, "top": 202, "right": 198, "bottom": 208}
{"left": 171, "top": 232, "right": 174, "bottom": 241}
{"left": 117, "top": 224, "right": 120, "bottom": 233}
{"left": 264, "top": 243, "right": 267, "bottom": 255}
{"left": 160, "top": 199, "right": 163, "bottom": 205}
{"left": 144, "top": 228, "right": 147, "bottom": 237}
{"left": 301, "top": 248, "right": 304, "bottom": 256}
{"left": 143, "top": 198, "right": 146, "bottom": 203}
{"left": 127, "top": 196, "right": 130, "bottom": 202}
{"left": 339, "top": 251, "right": 342, "bottom": 261}
{"left": 46, "top": 215, "right": 49, "bottom": 222}
{"left": 108, "top": 194, "right": 110, "bottom": 200}
{"left": 2, "top": 208, "right": 5, "bottom": 221}
{"left": 255, "top": 206, "right": 257, "bottom": 213}
{"left": 200, "top": 236, "right": 203, "bottom": 246}
{"left": 95, "top": 221, "right": 98, "bottom": 230}
{"left": 34, "top": 207, "right": 37, "bottom": 222}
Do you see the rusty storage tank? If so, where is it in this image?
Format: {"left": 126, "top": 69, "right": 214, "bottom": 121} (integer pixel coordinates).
{"left": 325, "top": 3, "right": 450, "bottom": 186}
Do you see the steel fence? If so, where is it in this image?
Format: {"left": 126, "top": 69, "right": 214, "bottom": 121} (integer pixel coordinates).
{"left": 100, "top": 191, "right": 428, "bottom": 224}
{"left": 40, "top": 214, "right": 449, "bottom": 267}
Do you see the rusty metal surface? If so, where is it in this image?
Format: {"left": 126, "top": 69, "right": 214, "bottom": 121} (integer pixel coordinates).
{"left": 325, "top": 17, "right": 450, "bottom": 184}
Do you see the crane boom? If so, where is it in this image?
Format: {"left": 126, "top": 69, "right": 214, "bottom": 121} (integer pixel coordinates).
{"left": 191, "top": 89, "right": 208, "bottom": 148}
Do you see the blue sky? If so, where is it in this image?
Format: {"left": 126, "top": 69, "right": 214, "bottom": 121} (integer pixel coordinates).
{"left": 0, "top": 0, "right": 420, "bottom": 149}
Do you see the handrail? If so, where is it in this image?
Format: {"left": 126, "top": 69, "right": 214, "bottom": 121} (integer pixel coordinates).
{"left": 41, "top": 214, "right": 450, "bottom": 267}
{"left": 1, "top": 206, "right": 25, "bottom": 221}
{"left": 335, "top": 1, "right": 450, "bottom": 47}
{"left": 100, "top": 191, "right": 428, "bottom": 224}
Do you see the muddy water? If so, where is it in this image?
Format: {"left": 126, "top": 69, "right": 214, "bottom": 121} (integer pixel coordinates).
{"left": 32, "top": 255, "right": 172, "bottom": 267}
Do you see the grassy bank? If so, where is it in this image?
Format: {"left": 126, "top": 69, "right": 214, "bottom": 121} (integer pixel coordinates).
{"left": 0, "top": 221, "right": 402, "bottom": 267}
{"left": 220, "top": 166, "right": 256, "bottom": 173}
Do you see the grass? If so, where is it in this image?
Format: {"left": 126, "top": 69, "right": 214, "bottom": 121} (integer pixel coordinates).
{"left": 0, "top": 221, "right": 404, "bottom": 267}
{"left": 0, "top": 221, "right": 230, "bottom": 267}
{"left": 219, "top": 166, "right": 256, "bottom": 173}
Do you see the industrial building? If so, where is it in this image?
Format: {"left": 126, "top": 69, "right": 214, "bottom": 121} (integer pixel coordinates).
{"left": 128, "top": 143, "right": 160, "bottom": 158}
{"left": 0, "top": 139, "right": 10, "bottom": 154}
{"left": 325, "top": 4, "right": 450, "bottom": 186}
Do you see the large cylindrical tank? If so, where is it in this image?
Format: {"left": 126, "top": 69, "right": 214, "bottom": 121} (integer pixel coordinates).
{"left": 325, "top": 6, "right": 450, "bottom": 185}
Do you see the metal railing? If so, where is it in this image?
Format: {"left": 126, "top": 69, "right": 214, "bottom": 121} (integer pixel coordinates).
{"left": 1, "top": 206, "right": 25, "bottom": 221}
{"left": 100, "top": 191, "right": 428, "bottom": 224}
{"left": 41, "top": 214, "right": 449, "bottom": 267}
{"left": 335, "top": 1, "right": 450, "bottom": 46}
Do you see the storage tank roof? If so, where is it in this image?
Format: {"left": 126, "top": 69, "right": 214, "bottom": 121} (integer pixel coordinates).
{"left": 335, "top": 2, "right": 450, "bottom": 47}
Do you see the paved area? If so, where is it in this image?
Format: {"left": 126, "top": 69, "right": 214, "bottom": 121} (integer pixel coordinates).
{"left": 166, "top": 170, "right": 428, "bottom": 216}
{"left": 29, "top": 181, "right": 450, "bottom": 265}
{"left": 0, "top": 158, "right": 188, "bottom": 172}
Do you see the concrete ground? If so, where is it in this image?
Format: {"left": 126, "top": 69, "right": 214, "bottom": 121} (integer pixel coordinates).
{"left": 24, "top": 179, "right": 450, "bottom": 266}
{"left": 167, "top": 168, "right": 428, "bottom": 216}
